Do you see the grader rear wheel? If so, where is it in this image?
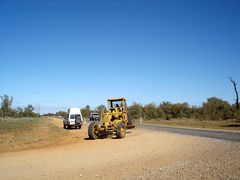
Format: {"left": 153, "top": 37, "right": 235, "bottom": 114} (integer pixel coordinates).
{"left": 116, "top": 122, "right": 126, "bottom": 139}
{"left": 88, "top": 122, "right": 99, "bottom": 140}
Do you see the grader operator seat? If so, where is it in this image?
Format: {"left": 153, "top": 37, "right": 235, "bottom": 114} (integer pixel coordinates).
{"left": 107, "top": 98, "right": 127, "bottom": 121}
{"left": 114, "top": 103, "right": 123, "bottom": 113}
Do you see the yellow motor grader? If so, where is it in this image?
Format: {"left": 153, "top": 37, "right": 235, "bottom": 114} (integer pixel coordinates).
{"left": 88, "top": 98, "right": 134, "bottom": 139}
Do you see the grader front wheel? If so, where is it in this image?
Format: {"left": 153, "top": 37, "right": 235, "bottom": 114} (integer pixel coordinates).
{"left": 88, "top": 122, "right": 99, "bottom": 140}
{"left": 116, "top": 122, "right": 126, "bottom": 139}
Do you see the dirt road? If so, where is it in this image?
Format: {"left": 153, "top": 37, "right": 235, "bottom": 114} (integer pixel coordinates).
{"left": 0, "top": 118, "right": 240, "bottom": 179}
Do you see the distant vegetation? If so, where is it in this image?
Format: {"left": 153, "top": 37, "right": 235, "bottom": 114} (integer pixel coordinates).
{"left": 128, "top": 97, "right": 239, "bottom": 121}
{"left": 1, "top": 95, "right": 239, "bottom": 122}
{"left": 0, "top": 95, "right": 39, "bottom": 118}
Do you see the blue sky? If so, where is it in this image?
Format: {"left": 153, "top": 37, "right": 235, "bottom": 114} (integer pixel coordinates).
{"left": 0, "top": 0, "right": 240, "bottom": 114}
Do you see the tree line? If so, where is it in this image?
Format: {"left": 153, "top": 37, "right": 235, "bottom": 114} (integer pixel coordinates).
{"left": 0, "top": 95, "right": 39, "bottom": 118}
{"left": 128, "top": 97, "right": 239, "bottom": 121}
{"left": 1, "top": 96, "right": 239, "bottom": 121}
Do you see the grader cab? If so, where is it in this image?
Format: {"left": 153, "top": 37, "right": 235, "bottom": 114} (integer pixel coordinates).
{"left": 88, "top": 98, "right": 134, "bottom": 140}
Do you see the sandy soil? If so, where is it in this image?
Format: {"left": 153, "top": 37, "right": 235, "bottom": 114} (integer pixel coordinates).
{"left": 0, "top": 118, "right": 239, "bottom": 179}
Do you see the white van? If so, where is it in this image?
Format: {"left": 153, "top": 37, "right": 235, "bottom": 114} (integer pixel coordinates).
{"left": 63, "top": 108, "right": 83, "bottom": 129}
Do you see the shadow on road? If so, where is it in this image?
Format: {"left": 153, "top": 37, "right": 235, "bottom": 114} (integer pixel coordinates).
{"left": 222, "top": 124, "right": 240, "bottom": 128}
{"left": 63, "top": 128, "right": 82, "bottom": 130}
{"left": 84, "top": 138, "right": 92, "bottom": 140}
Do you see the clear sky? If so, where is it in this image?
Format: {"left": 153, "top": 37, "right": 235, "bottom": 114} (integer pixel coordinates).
{"left": 0, "top": 0, "right": 240, "bottom": 114}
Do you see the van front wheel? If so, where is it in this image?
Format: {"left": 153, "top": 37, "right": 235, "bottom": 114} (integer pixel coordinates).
{"left": 64, "top": 124, "right": 68, "bottom": 129}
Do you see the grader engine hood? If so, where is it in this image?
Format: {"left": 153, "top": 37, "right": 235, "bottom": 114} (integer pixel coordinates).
{"left": 103, "top": 109, "right": 126, "bottom": 122}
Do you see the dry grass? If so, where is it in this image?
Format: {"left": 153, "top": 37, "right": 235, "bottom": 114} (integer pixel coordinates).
{"left": 135, "top": 118, "right": 240, "bottom": 131}
{"left": 0, "top": 117, "right": 68, "bottom": 153}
